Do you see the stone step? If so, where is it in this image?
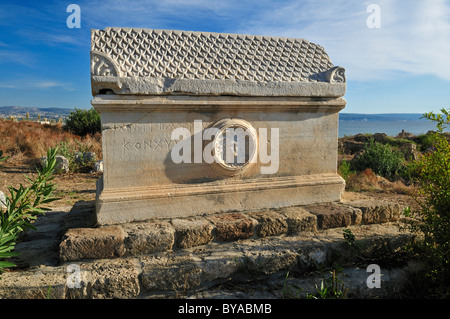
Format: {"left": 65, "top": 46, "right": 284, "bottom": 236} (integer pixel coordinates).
{"left": 0, "top": 221, "right": 415, "bottom": 299}
{"left": 0, "top": 197, "right": 416, "bottom": 299}
{"left": 57, "top": 199, "right": 402, "bottom": 262}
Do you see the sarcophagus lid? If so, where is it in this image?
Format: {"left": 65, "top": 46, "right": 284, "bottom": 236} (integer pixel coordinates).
{"left": 91, "top": 28, "right": 345, "bottom": 97}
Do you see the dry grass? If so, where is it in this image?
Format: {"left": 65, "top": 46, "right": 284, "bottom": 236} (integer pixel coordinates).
{"left": 346, "top": 168, "right": 379, "bottom": 191}
{"left": 0, "top": 120, "right": 102, "bottom": 208}
{"left": 346, "top": 168, "right": 412, "bottom": 193}
{"left": 0, "top": 120, "right": 101, "bottom": 163}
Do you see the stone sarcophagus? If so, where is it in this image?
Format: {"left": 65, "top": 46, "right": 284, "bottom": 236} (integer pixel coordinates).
{"left": 91, "top": 28, "right": 346, "bottom": 225}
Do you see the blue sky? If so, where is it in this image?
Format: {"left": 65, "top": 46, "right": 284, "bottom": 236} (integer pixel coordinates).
{"left": 0, "top": 0, "right": 449, "bottom": 114}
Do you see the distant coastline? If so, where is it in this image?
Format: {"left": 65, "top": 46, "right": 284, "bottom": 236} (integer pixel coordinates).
{"left": 339, "top": 113, "right": 448, "bottom": 137}
{"left": 339, "top": 113, "right": 426, "bottom": 122}
{"left": 1, "top": 106, "right": 447, "bottom": 137}
{"left": 0, "top": 106, "right": 73, "bottom": 117}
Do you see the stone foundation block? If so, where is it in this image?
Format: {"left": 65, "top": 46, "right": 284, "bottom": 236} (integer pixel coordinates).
{"left": 279, "top": 206, "right": 318, "bottom": 233}
{"left": 248, "top": 210, "right": 288, "bottom": 237}
{"left": 139, "top": 254, "right": 203, "bottom": 291}
{"left": 350, "top": 200, "right": 401, "bottom": 224}
{"left": 0, "top": 266, "right": 66, "bottom": 299}
{"left": 202, "top": 249, "right": 244, "bottom": 282}
{"left": 208, "top": 213, "right": 258, "bottom": 241}
{"left": 306, "top": 203, "right": 361, "bottom": 229}
{"left": 121, "top": 221, "right": 175, "bottom": 255}
{"left": 59, "top": 226, "right": 125, "bottom": 261}
{"left": 65, "top": 259, "right": 140, "bottom": 299}
{"left": 243, "top": 248, "right": 298, "bottom": 275}
{"left": 172, "top": 218, "right": 214, "bottom": 248}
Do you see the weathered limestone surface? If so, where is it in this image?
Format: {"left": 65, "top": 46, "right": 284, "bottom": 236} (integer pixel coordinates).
{"left": 278, "top": 206, "right": 317, "bottom": 233}
{"left": 91, "top": 28, "right": 347, "bottom": 225}
{"left": 248, "top": 210, "right": 288, "bottom": 237}
{"left": 139, "top": 254, "right": 203, "bottom": 292}
{"left": 0, "top": 201, "right": 416, "bottom": 299}
{"left": 350, "top": 199, "right": 401, "bottom": 224}
{"left": 91, "top": 28, "right": 346, "bottom": 97}
{"left": 59, "top": 226, "right": 125, "bottom": 261}
{"left": 306, "top": 202, "right": 362, "bottom": 229}
{"left": 121, "top": 221, "right": 175, "bottom": 255}
{"left": 171, "top": 218, "right": 215, "bottom": 248}
{"left": 207, "top": 213, "right": 257, "bottom": 241}
{"left": 65, "top": 258, "right": 140, "bottom": 299}
{"left": 9, "top": 198, "right": 405, "bottom": 269}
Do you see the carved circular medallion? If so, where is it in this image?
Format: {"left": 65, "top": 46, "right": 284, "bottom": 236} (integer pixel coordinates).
{"left": 208, "top": 119, "right": 258, "bottom": 176}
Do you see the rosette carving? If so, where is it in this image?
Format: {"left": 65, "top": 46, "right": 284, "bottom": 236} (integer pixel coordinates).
{"left": 91, "top": 51, "right": 120, "bottom": 77}
{"left": 326, "top": 66, "right": 346, "bottom": 83}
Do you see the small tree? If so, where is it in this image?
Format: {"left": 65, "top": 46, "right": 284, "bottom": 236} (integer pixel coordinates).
{"left": 0, "top": 148, "right": 59, "bottom": 273}
{"left": 406, "top": 108, "right": 450, "bottom": 297}
{"left": 65, "top": 107, "right": 101, "bottom": 136}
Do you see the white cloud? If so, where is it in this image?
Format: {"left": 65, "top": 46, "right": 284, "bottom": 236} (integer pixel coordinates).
{"left": 0, "top": 50, "right": 35, "bottom": 67}
{"left": 237, "top": 0, "right": 450, "bottom": 82}
{"left": 79, "top": 0, "right": 450, "bottom": 82}
{"left": 0, "top": 79, "right": 75, "bottom": 91}
{"left": 34, "top": 81, "right": 66, "bottom": 89}
{"left": 83, "top": 0, "right": 238, "bottom": 28}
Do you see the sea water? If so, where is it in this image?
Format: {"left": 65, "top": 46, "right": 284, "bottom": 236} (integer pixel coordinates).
{"left": 338, "top": 114, "right": 450, "bottom": 137}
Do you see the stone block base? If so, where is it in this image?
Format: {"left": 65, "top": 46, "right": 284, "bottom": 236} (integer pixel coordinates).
{"left": 58, "top": 196, "right": 403, "bottom": 262}
{"left": 95, "top": 173, "right": 345, "bottom": 225}
{"left": 0, "top": 196, "right": 415, "bottom": 299}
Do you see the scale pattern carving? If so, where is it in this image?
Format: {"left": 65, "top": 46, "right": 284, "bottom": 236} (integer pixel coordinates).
{"left": 91, "top": 28, "right": 338, "bottom": 83}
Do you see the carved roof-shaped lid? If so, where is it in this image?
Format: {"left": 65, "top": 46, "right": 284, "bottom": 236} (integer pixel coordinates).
{"left": 91, "top": 28, "right": 346, "bottom": 97}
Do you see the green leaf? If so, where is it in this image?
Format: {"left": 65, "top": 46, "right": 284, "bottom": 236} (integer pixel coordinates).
{"left": 0, "top": 260, "right": 16, "bottom": 268}
{"left": 0, "top": 250, "right": 20, "bottom": 258}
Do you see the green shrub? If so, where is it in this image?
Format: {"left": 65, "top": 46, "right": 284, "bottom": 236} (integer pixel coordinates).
{"left": 351, "top": 139, "right": 405, "bottom": 180}
{"left": 405, "top": 108, "right": 450, "bottom": 297}
{"left": 415, "top": 133, "right": 436, "bottom": 151}
{"left": 0, "top": 148, "right": 59, "bottom": 273}
{"left": 384, "top": 136, "right": 416, "bottom": 148}
{"left": 338, "top": 160, "right": 353, "bottom": 183}
{"left": 65, "top": 107, "right": 101, "bottom": 136}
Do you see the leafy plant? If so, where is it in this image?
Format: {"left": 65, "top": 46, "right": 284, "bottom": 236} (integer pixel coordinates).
{"left": 343, "top": 228, "right": 356, "bottom": 247}
{"left": 64, "top": 107, "right": 101, "bottom": 136}
{"left": 351, "top": 139, "right": 406, "bottom": 180}
{"left": 415, "top": 133, "right": 436, "bottom": 152}
{"left": 338, "top": 160, "right": 353, "bottom": 183}
{"left": 0, "top": 150, "right": 8, "bottom": 163}
{"left": 405, "top": 108, "right": 450, "bottom": 297}
{"left": 0, "top": 147, "right": 59, "bottom": 273}
{"left": 306, "top": 268, "right": 348, "bottom": 299}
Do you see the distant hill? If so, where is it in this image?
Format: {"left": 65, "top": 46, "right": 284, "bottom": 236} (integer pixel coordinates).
{"left": 339, "top": 113, "right": 426, "bottom": 121}
{"left": 0, "top": 106, "right": 74, "bottom": 118}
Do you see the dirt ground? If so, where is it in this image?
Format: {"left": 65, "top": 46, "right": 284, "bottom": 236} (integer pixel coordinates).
{"left": 0, "top": 158, "right": 100, "bottom": 209}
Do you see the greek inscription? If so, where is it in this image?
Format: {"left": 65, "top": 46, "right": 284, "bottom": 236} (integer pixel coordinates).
{"left": 122, "top": 138, "right": 176, "bottom": 152}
